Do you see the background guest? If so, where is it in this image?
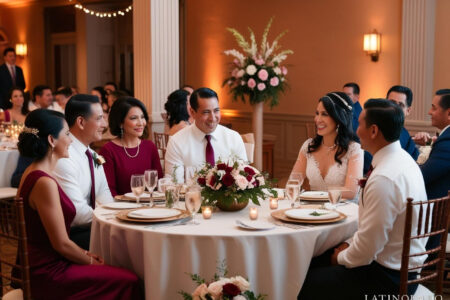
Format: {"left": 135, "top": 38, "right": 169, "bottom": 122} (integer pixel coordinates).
{"left": 16, "top": 109, "right": 142, "bottom": 299}
{"left": 164, "top": 89, "right": 191, "bottom": 136}
{"left": 54, "top": 94, "right": 113, "bottom": 250}
{"left": 342, "top": 82, "right": 361, "bottom": 133}
{"left": 107, "top": 90, "right": 127, "bottom": 110}
{"left": 91, "top": 86, "right": 108, "bottom": 114}
{"left": 29, "top": 85, "right": 54, "bottom": 111}
{"left": 54, "top": 86, "right": 73, "bottom": 114}
{"left": 0, "top": 47, "right": 26, "bottom": 109}
{"left": 100, "top": 97, "right": 163, "bottom": 196}
{"left": 1, "top": 87, "right": 28, "bottom": 123}
{"left": 290, "top": 92, "right": 363, "bottom": 200}
{"left": 104, "top": 81, "right": 117, "bottom": 95}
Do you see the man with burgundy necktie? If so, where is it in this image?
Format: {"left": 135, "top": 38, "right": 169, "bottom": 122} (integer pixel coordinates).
{"left": 165, "top": 87, "right": 247, "bottom": 183}
{"left": 0, "top": 47, "right": 26, "bottom": 109}
{"left": 54, "top": 94, "right": 113, "bottom": 250}
{"left": 299, "top": 99, "right": 427, "bottom": 299}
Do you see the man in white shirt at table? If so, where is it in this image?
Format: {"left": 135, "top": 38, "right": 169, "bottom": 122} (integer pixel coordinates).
{"left": 165, "top": 87, "right": 247, "bottom": 182}
{"left": 54, "top": 94, "right": 113, "bottom": 250}
{"left": 299, "top": 99, "right": 427, "bottom": 299}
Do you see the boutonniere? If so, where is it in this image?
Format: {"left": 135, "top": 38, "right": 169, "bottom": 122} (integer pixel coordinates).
{"left": 92, "top": 152, "right": 106, "bottom": 168}
{"left": 358, "top": 177, "right": 368, "bottom": 189}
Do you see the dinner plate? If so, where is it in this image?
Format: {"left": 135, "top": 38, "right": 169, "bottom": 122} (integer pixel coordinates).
{"left": 235, "top": 220, "right": 275, "bottom": 231}
{"left": 124, "top": 192, "right": 151, "bottom": 199}
{"left": 271, "top": 207, "right": 346, "bottom": 224}
{"left": 102, "top": 202, "right": 142, "bottom": 210}
{"left": 285, "top": 208, "right": 339, "bottom": 220}
{"left": 127, "top": 208, "right": 181, "bottom": 219}
{"left": 116, "top": 208, "right": 190, "bottom": 223}
{"left": 299, "top": 191, "right": 328, "bottom": 201}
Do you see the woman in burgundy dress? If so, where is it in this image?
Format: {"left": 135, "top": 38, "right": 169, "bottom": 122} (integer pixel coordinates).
{"left": 100, "top": 97, "right": 163, "bottom": 196}
{"left": 17, "top": 109, "right": 143, "bottom": 300}
{"left": 1, "top": 87, "right": 27, "bottom": 123}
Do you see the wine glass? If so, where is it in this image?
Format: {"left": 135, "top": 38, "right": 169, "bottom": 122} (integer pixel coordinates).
{"left": 185, "top": 166, "right": 197, "bottom": 186}
{"left": 286, "top": 180, "right": 300, "bottom": 208}
{"left": 327, "top": 186, "right": 343, "bottom": 209}
{"left": 144, "top": 170, "right": 158, "bottom": 207}
{"left": 185, "top": 187, "right": 202, "bottom": 224}
{"left": 130, "top": 174, "right": 145, "bottom": 204}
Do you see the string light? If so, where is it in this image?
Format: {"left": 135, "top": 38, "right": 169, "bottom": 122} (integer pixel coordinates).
{"left": 72, "top": 1, "right": 132, "bottom": 18}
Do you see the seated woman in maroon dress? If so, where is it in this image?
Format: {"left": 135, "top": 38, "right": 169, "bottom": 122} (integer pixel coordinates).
{"left": 16, "top": 109, "right": 143, "bottom": 300}
{"left": 100, "top": 97, "right": 163, "bottom": 196}
{"left": 1, "top": 87, "right": 28, "bottom": 123}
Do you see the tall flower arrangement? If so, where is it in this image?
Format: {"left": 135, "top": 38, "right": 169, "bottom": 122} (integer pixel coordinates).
{"left": 223, "top": 17, "right": 293, "bottom": 108}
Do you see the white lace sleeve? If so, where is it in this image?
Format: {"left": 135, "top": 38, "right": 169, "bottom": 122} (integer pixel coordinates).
{"left": 342, "top": 142, "right": 364, "bottom": 200}
{"left": 300, "top": 138, "right": 313, "bottom": 157}
{"left": 289, "top": 139, "right": 312, "bottom": 180}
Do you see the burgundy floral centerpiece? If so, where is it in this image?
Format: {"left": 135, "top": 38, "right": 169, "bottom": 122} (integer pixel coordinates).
{"left": 196, "top": 158, "right": 276, "bottom": 211}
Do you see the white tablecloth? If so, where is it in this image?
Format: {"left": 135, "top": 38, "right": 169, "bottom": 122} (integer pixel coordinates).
{"left": 91, "top": 201, "right": 358, "bottom": 299}
{"left": 0, "top": 149, "right": 19, "bottom": 187}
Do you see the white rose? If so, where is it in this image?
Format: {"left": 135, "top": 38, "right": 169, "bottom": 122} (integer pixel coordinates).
{"left": 231, "top": 276, "right": 250, "bottom": 292}
{"left": 208, "top": 278, "right": 231, "bottom": 298}
{"left": 216, "top": 170, "right": 226, "bottom": 179}
{"left": 233, "top": 296, "right": 246, "bottom": 300}
{"left": 274, "top": 67, "right": 281, "bottom": 75}
{"left": 246, "top": 64, "right": 257, "bottom": 76}
{"left": 235, "top": 175, "right": 249, "bottom": 190}
{"left": 236, "top": 69, "right": 245, "bottom": 78}
{"left": 257, "top": 176, "right": 265, "bottom": 186}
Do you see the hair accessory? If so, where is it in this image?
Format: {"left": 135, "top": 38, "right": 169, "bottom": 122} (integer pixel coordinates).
{"left": 22, "top": 126, "right": 39, "bottom": 137}
{"left": 328, "top": 93, "right": 353, "bottom": 111}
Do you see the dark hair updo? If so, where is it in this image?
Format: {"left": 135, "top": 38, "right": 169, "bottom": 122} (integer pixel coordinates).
{"left": 164, "top": 89, "right": 190, "bottom": 127}
{"left": 308, "top": 91, "right": 357, "bottom": 164}
{"left": 18, "top": 109, "right": 66, "bottom": 161}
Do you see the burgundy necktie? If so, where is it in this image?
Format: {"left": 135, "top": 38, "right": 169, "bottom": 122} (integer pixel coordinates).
{"left": 205, "top": 135, "right": 215, "bottom": 166}
{"left": 85, "top": 149, "right": 96, "bottom": 208}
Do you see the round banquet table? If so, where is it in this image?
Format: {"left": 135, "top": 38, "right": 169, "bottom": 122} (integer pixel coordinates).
{"left": 91, "top": 200, "right": 358, "bottom": 299}
{"left": 0, "top": 149, "right": 19, "bottom": 187}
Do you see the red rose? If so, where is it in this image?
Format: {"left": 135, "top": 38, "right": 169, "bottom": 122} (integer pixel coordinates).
{"left": 222, "top": 173, "right": 235, "bottom": 187}
{"left": 244, "top": 167, "right": 255, "bottom": 176}
{"left": 197, "top": 177, "right": 206, "bottom": 186}
{"left": 226, "top": 166, "right": 234, "bottom": 174}
{"left": 222, "top": 283, "right": 241, "bottom": 297}
{"left": 246, "top": 175, "right": 253, "bottom": 182}
{"left": 217, "top": 163, "right": 227, "bottom": 171}
{"left": 358, "top": 178, "right": 367, "bottom": 188}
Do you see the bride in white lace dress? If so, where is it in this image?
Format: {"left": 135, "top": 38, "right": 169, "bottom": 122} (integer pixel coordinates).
{"left": 290, "top": 92, "right": 363, "bottom": 200}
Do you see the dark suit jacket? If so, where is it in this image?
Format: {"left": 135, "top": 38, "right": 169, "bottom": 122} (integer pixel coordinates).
{"left": 0, "top": 63, "right": 26, "bottom": 109}
{"left": 420, "top": 127, "right": 450, "bottom": 199}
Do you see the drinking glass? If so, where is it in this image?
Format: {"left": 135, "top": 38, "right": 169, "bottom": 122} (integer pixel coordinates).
{"left": 185, "top": 166, "right": 197, "bottom": 186}
{"left": 144, "top": 170, "right": 158, "bottom": 207}
{"left": 185, "top": 187, "right": 202, "bottom": 224}
{"left": 327, "top": 186, "right": 343, "bottom": 209}
{"left": 130, "top": 174, "right": 145, "bottom": 204}
{"left": 158, "top": 177, "right": 173, "bottom": 193}
{"left": 165, "top": 184, "right": 181, "bottom": 208}
{"left": 286, "top": 180, "right": 301, "bottom": 208}
{"left": 289, "top": 172, "right": 305, "bottom": 201}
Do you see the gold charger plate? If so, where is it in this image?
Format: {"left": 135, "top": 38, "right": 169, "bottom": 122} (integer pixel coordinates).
{"left": 114, "top": 195, "right": 165, "bottom": 202}
{"left": 116, "top": 207, "right": 190, "bottom": 223}
{"left": 271, "top": 206, "right": 347, "bottom": 224}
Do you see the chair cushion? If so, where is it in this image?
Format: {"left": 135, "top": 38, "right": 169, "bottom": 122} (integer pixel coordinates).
{"left": 0, "top": 187, "right": 17, "bottom": 200}
{"left": 2, "top": 289, "right": 23, "bottom": 300}
{"left": 414, "top": 284, "right": 433, "bottom": 297}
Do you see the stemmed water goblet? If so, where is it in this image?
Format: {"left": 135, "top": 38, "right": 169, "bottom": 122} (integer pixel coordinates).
{"left": 286, "top": 179, "right": 301, "bottom": 208}
{"left": 185, "top": 186, "right": 202, "bottom": 224}
{"left": 144, "top": 170, "right": 158, "bottom": 207}
{"left": 130, "top": 174, "right": 145, "bottom": 204}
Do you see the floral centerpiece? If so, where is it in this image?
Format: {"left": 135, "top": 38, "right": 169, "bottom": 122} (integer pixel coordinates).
{"left": 196, "top": 158, "right": 276, "bottom": 211}
{"left": 223, "top": 17, "right": 293, "bottom": 108}
{"left": 180, "top": 263, "right": 265, "bottom": 300}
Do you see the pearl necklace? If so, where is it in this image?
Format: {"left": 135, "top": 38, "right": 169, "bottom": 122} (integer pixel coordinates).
{"left": 323, "top": 141, "right": 337, "bottom": 152}
{"left": 122, "top": 139, "right": 140, "bottom": 158}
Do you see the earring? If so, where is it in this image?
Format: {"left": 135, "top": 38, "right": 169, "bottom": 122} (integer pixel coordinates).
{"left": 336, "top": 125, "right": 340, "bottom": 133}
{"left": 120, "top": 127, "right": 124, "bottom": 137}
{"left": 9, "top": 99, "right": 12, "bottom": 103}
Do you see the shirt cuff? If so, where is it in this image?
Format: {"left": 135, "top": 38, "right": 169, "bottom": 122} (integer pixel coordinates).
{"left": 337, "top": 249, "right": 347, "bottom": 266}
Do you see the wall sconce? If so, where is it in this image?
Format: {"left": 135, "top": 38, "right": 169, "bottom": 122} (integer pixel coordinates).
{"left": 363, "top": 30, "right": 381, "bottom": 62}
{"left": 15, "top": 43, "right": 27, "bottom": 57}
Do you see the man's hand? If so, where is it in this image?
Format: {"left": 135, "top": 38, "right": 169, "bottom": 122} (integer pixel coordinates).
{"left": 413, "top": 132, "right": 431, "bottom": 146}
{"left": 331, "top": 242, "right": 349, "bottom": 265}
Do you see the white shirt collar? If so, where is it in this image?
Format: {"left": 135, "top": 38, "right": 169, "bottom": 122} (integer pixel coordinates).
{"left": 69, "top": 132, "right": 90, "bottom": 154}
{"left": 372, "top": 140, "right": 401, "bottom": 169}
{"left": 440, "top": 125, "right": 450, "bottom": 136}
{"left": 192, "top": 122, "right": 220, "bottom": 141}
{"left": 5, "top": 62, "right": 15, "bottom": 69}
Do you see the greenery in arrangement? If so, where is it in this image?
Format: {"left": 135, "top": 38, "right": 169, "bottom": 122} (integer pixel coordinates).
{"left": 223, "top": 17, "right": 293, "bottom": 107}
{"left": 179, "top": 261, "right": 266, "bottom": 300}
{"left": 195, "top": 158, "right": 276, "bottom": 207}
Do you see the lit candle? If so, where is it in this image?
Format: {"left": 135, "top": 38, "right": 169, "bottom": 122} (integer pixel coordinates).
{"left": 269, "top": 198, "right": 278, "bottom": 209}
{"left": 249, "top": 207, "right": 258, "bottom": 220}
{"left": 202, "top": 206, "right": 212, "bottom": 219}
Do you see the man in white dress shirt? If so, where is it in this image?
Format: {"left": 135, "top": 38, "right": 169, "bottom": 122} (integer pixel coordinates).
{"left": 165, "top": 87, "right": 247, "bottom": 183}
{"left": 28, "top": 85, "right": 55, "bottom": 111}
{"left": 54, "top": 94, "right": 113, "bottom": 250}
{"left": 299, "top": 99, "right": 427, "bottom": 299}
